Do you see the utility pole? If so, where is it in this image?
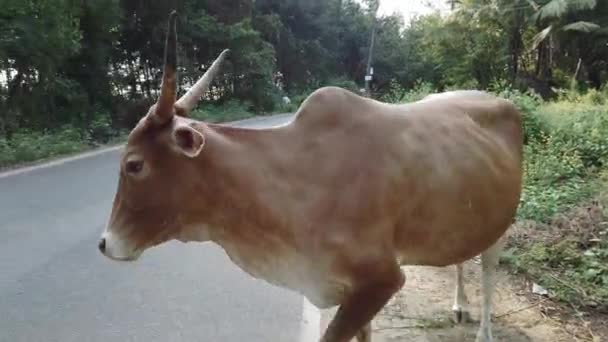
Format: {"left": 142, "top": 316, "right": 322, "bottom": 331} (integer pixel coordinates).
{"left": 364, "top": 0, "right": 379, "bottom": 98}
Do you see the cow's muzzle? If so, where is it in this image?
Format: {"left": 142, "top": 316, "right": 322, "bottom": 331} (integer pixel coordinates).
{"left": 98, "top": 231, "right": 141, "bottom": 262}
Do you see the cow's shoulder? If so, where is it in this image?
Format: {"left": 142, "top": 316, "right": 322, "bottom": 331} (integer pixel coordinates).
{"left": 292, "top": 87, "right": 372, "bottom": 128}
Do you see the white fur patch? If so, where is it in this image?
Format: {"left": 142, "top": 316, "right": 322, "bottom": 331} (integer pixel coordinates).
{"left": 101, "top": 230, "right": 141, "bottom": 261}
{"left": 219, "top": 240, "right": 348, "bottom": 309}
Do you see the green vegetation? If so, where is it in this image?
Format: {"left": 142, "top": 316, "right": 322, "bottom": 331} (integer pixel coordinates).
{"left": 504, "top": 224, "right": 608, "bottom": 311}
{"left": 0, "top": 127, "right": 88, "bottom": 167}
{"left": 518, "top": 97, "right": 608, "bottom": 222}
{"left": 191, "top": 100, "right": 258, "bottom": 123}
{"left": 511, "top": 95, "right": 608, "bottom": 312}
{"left": 0, "top": 114, "right": 128, "bottom": 168}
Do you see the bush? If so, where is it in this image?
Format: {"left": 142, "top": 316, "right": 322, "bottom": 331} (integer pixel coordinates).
{"left": 0, "top": 138, "right": 16, "bottom": 167}
{"left": 518, "top": 101, "right": 608, "bottom": 222}
{"left": 0, "top": 100, "right": 259, "bottom": 169}
{"left": 87, "top": 110, "right": 115, "bottom": 144}
{"left": 0, "top": 126, "right": 88, "bottom": 168}
{"left": 581, "top": 89, "right": 605, "bottom": 105}
{"left": 191, "top": 99, "right": 256, "bottom": 123}
{"left": 324, "top": 77, "right": 359, "bottom": 93}
{"left": 488, "top": 86, "right": 547, "bottom": 144}
{"left": 501, "top": 94, "right": 608, "bottom": 313}
{"left": 379, "top": 79, "right": 435, "bottom": 103}
{"left": 536, "top": 102, "right": 608, "bottom": 169}
{"left": 0, "top": 112, "right": 132, "bottom": 169}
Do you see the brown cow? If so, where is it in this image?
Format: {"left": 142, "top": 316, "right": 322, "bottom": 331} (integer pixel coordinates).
{"left": 98, "top": 12, "right": 523, "bottom": 342}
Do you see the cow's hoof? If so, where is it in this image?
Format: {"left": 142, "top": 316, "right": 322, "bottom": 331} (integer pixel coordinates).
{"left": 452, "top": 308, "right": 472, "bottom": 324}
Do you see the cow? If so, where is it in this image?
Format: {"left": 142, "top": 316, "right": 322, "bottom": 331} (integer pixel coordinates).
{"left": 98, "top": 11, "right": 523, "bottom": 342}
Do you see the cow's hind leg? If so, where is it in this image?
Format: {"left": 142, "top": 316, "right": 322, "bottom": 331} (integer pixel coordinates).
{"left": 452, "top": 263, "right": 471, "bottom": 323}
{"left": 475, "top": 237, "right": 506, "bottom": 342}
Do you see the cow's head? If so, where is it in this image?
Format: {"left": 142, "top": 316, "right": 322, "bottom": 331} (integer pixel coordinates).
{"left": 98, "top": 11, "right": 229, "bottom": 261}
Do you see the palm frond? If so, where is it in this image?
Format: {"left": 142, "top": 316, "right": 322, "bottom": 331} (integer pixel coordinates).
{"left": 531, "top": 0, "right": 597, "bottom": 23}
{"left": 562, "top": 21, "right": 600, "bottom": 32}
{"left": 567, "top": 0, "right": 597, "bottom": 12}
{"left": 525, "top": 0, "right": 540, "bottom": 11}
{"left": 531, "top": 25, "right": 553, "bottom": 50}
{"left": 532, "top": 0, "right": 567, "bottom": 22}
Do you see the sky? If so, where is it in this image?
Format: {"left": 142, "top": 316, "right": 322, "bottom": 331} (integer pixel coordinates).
{"left": 376, "top": 0, "right": 450, "bottom": 23}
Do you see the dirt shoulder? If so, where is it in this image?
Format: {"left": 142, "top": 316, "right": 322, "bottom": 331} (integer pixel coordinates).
{"left": 320, "top": 259, "right": 605, "bottom": 341}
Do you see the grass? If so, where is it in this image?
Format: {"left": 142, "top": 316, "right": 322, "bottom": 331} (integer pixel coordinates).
{"left": 503, "top": 172, "right": 608, "bottom": 312}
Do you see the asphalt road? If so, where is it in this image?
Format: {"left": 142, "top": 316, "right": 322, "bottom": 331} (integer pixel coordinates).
{"left": 0, "top": 114, "right": 307, "bottom": 342}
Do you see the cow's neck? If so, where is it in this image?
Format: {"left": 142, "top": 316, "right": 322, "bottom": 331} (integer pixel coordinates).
{"left": 198, "top": 123, "right": 295, "bottom": 248}
{"left": 185, "top": 123, "right": 305, "bottom": 285}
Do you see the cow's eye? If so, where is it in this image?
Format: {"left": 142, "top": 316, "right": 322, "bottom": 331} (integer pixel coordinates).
{"left": 125, "top": 160, "right": 144, "bottom": 174}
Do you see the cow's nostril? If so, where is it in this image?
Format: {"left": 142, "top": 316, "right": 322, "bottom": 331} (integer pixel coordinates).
{"left": 98, "top": 238, "right": 106, "bottom": 253}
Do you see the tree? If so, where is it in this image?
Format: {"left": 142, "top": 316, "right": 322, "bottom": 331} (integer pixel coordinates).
{"left": 0, "top": 0, "right": 81, "bottom": 133}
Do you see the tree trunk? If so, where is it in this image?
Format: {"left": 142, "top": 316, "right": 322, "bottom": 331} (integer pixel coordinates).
{"left": 587, "top": 63, "right": 602, "bottom": 89}
{"left": 571, "top": 58, "right": 582, "bottom": 89}
{"left": 535, "top": 41, "right": 551, "bottom": 82}
{"left": 508, "top": 11, "right": 524, "bottom": 85}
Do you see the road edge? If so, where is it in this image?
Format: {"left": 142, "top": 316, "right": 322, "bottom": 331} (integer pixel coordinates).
{"left": 299, "top": 297, "right": 322, "bottom": 342}
{"left": 0, "top": 145, "right": 124, "bottom": 180}
{"left": 0, "top": 114, "right": 293, "bottom": 180}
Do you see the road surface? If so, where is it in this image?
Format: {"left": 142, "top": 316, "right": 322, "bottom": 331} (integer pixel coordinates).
{"left": 0, "top": 113, "right": 314, "bottom": 342}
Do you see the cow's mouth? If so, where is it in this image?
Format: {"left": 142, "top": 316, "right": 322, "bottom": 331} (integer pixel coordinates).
{"left": 102, "top": 252, "right": 141, "bottom": 262}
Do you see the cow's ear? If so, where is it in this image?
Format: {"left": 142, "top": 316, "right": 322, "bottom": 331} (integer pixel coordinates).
{"left": 172, "top": 124, "right": 205, "bottom": 158}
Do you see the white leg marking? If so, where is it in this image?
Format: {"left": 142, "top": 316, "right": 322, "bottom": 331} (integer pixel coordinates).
{"left": 476, "top": 238, "right": 505, "bottom": 342}
{"left": 299, "top": 297, "right": 321, "bottom": 342}
{"left": 452, "top": 263, "right": 469, "bottom": 323}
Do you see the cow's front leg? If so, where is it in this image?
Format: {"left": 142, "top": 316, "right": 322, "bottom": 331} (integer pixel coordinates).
{"left": 355, "top": 323, "right": 371, "bottom": 342}
{"left": 321, "top": 263, "right": 404, "bottom": 342}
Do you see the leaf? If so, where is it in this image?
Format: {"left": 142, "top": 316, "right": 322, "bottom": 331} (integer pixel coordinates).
{"left": 531, "top": 0, "right": 598, "bottom": 23}
{"left": 532, "top": 0, "right": 567, "bottom": 23}
{"left": 596, "top": 27, "right": 608, "bottom": 36}
{"left": 531, "top": 25, "right": 553, "bottom": 50}
{"left": 584, "top": 268, "right": 601, "bottom": 279}
{"left": 568, "top": 0, "right": 597, "bottom": 11}
{"left": 526, "top": 0, "right": 541, "bottom": 11}
{"left": 562, "top": 21, "right": 600, "bottom": 32}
